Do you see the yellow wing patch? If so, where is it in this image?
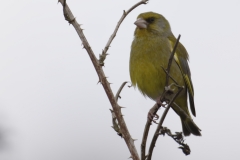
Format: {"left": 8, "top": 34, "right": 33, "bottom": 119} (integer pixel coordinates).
{"left": 183, "top": 74, "right": 194, "bottom": 96}
{"left": 174, "top": 53, "right": 194, "bottom": 96}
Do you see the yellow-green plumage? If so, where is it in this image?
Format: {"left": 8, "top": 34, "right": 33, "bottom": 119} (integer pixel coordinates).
{"left": 130, "top": 12, "right": 201, "bottom": 136}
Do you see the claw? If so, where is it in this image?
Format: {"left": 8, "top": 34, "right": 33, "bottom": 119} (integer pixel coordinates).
{"left": 148, "top": 112, "right": 159, "bottom": 124}
{"left": 154, "top": 113, "right": 159, "bottom": 120}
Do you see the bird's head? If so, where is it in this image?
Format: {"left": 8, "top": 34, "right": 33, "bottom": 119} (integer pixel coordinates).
{"left": 134, "top": 12, "right": 171, "bottom": 37}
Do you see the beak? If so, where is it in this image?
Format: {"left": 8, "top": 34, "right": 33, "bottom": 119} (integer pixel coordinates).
{"left": 134, "top": 18, "right": 148, "bottom": 29}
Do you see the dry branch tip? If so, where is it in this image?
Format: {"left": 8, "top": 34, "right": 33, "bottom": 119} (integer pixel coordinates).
{"left": 115, "top": 81, "right": 128, "bottom": 102}
{"left": 159, "top": 127, "right": 191, "bottom": 155}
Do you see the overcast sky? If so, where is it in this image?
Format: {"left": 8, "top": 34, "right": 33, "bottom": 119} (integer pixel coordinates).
{"left": 0, "top": 0, "right": 240, "bottom": 160}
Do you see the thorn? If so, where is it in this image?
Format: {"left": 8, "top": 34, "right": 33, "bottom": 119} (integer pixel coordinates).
{"left": 118, "top": 95, "right": 121, "bottom": 99}
{"left": 97, "top": 79, "right": 102, "bottom": 84}
{"left": 128, "top": 155, "right": 133, "bottom": 159}
{"left": 120, "top": 106, "right": 126, "bottom": 109}
{"left": 132, "top": 139, "right": 137, "bottom": 141}
{"left": 121, "top": 114, "right": 124, "bottom": 117}
{"left": 104, "top": 77, "right": 108, "bottom": 79}
{"left": 108, "top": 82, "right": 112, "bottom": 85}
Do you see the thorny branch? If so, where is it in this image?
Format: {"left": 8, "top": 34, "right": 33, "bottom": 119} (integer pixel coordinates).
{"left": 110, "top": 109, "right": 122, "bottom": 137}
{"left": 58, "top": 1, "right": 149, "bottom": 160}
{"left": 99, "top": 0, "right": 149, "bottom": 66}
{"left": 110, "top": 81, "right": 128, "bottom": 137}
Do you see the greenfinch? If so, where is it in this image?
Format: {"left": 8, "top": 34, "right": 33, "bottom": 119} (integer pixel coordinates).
{"left": 129, "top": 12, "right": 201, "bottom": 136}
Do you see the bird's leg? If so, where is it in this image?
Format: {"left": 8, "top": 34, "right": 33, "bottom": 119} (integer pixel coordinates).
{"left": 148, "top": 94, "right": 171, "bottom": 123}
{"left": 147, "top": 83, "right": 176, "bottom": 124}
{"left": 148, "top": 104, "right": 161, "bottom": 124}
{"left": 148, "top": 112, "right": 159, "bottom": 124}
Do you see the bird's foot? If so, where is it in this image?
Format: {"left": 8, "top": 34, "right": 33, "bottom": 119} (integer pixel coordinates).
{"left": 148, "top": 99, "right": 167, "bottom": 124}
{"left": 148, "top": 103, "right": 163, "bottom": 124}
{"left": 148, "top": 112, "right": 159, "bottom": 124}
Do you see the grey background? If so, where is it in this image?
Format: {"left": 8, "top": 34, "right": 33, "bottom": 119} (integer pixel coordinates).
{"left": 0, "top": 0, "right": 239, "bottom": 160}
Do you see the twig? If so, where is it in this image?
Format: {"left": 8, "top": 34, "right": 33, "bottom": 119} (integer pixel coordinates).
{"left": 61, "top": 0, "right": 75, "bottom": 23}
{"left": 165, "top": 35, "right": 181, "bottom": 86}
{"left": 141, "top": 35, "right": 181, "bottom": 160}
{"left": 111, "top": 82, "right": 129, "bottom": 136}
{"left": 159, "top": 127, "right": 191, "bottom": 155}
{"left": 99, "top": 0, "right": 149, "bottom": 66}
{"left": 160, "top": 66, "right": 178, "bottom": 85}
{"left": 147, "top": 86, "right": 183, "bottom": 160}
{"left": 115, "top": 81, "right": 128, "bottom": 102}
{"left": 141, "top": 103, "right": 157, "bottom": 160}
{"left": 58, "top": 1, "right": 145, "bottom": 160}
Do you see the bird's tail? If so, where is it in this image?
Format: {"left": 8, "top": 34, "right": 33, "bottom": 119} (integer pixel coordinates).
{"left": 181, "top": 117, "right": 201, "bottom": 136}
{"left": 171, "top": 102, "right": 201, "bottom": 136}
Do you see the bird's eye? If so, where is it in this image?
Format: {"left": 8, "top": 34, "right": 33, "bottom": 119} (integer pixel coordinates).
{"left": 146, "top": 17, "right": 155, "bottom": 23}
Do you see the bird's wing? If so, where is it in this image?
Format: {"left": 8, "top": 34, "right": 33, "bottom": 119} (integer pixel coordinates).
{"left": 168, "top": 36, "right": 196, "bottom": 116}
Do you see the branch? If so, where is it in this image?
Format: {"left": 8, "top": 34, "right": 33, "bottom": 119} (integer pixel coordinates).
{"left": 99, "top": 0, "right": 149, "bottom": 66}
{"left": 140, "top": 35, "right": 181, "bottom": 160}
{"left": 160, "top": 66, "right": 178, "bottom": 85}
{"left": 147, "top": 86, "right": 183, "bottom": 160}
{"left": 111, "top": 82, "right": 129, "bottom": 137}
{"left": 115, "top": 81, "right": 128, "bottom": 102}
{"left": 159, "top": 127, "right": 191, "bottom": 155}
{"left": 58, "top": 1, "right": 147, "bottom": 160}
{"left": 141, "top": 103, "right": 157, "bottom": 160}
{"left": 110, "top": 109, "right": 122, "bottom": 137}
{"left": 165, "top": 35, "right": 181, "bottom": 86}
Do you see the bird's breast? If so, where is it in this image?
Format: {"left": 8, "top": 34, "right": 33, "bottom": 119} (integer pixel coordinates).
{"left": 129, "top": 36, "right": 172, "bottom": 100}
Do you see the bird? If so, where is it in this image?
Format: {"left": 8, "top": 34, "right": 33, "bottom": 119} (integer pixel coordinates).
{"left": 129, "top": 12, "right": 201, "bottom": 136}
